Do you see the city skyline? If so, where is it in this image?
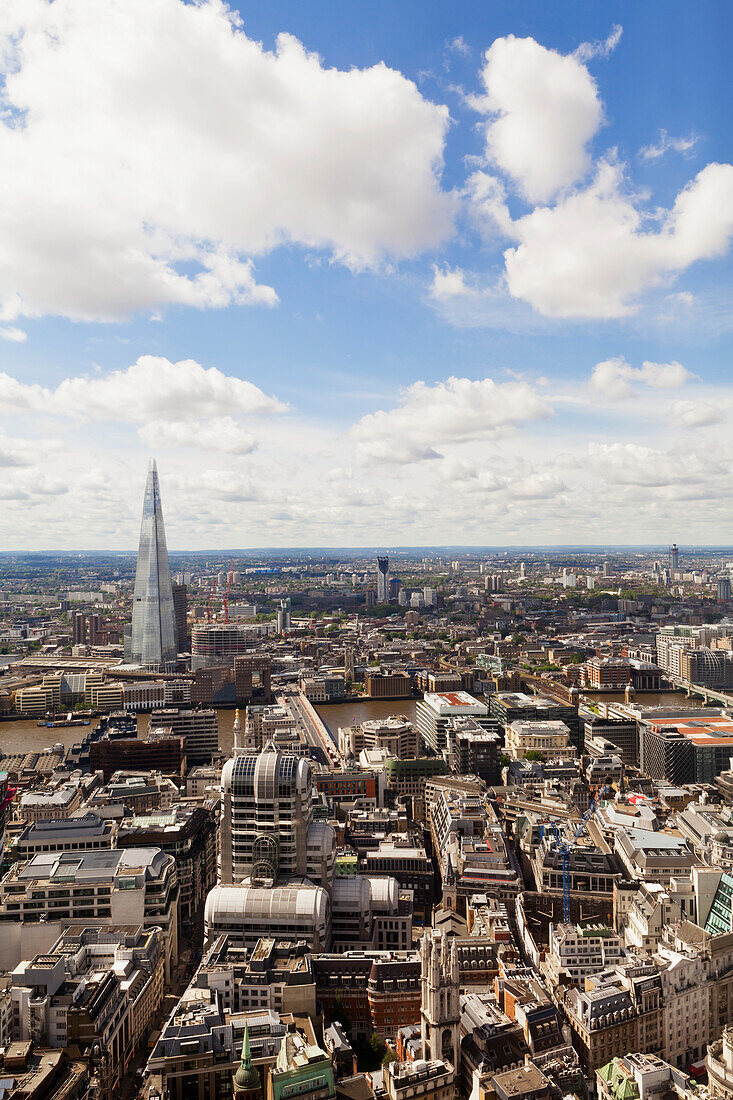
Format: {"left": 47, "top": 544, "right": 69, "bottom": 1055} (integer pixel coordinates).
{"left": 0, "top": 0, "right": 731, "bottom": 549}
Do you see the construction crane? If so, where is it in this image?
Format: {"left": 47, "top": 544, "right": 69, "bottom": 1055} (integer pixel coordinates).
{"left": 549, "top": 784, "right": 611, "bottom": 923}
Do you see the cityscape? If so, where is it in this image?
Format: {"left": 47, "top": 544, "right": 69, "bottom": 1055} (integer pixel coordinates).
{"left": 1, "top": 2, "right": 733, "bottom": 1100}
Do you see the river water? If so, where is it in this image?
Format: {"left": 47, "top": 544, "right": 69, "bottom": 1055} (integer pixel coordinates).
{"left": 0, "top": 690, "right": 705, "bottom": 760}
{"left": 0, "top": 710, "right": 244, "bottom": 759}
{"left": 315, "top": 698, "right": 418, "bottom": 739}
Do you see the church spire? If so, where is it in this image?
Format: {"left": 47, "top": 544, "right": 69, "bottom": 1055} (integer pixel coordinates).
{"left": 233, "top": 1023, "right": 262, "bottom": 1100}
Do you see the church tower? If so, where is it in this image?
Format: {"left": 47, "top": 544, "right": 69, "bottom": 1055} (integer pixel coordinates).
{"left": 233, "top": 1024, "right": 262, "bottom": 1100}
{"left": 420, "top": 931, "right": 460, "bottom": 1068}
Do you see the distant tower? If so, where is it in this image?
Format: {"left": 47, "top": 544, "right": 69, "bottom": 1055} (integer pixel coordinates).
{"left": 233, "top": 1024, "right": 262, "bottom": 1100}
{"left": 129, "top": 459, "right": 177, "bottom": 670}
{"left": 670, "top": 544, "right": 679, "bottom": 572}
{"left": 277, "top": 599, "right": 291, "bottom": 633}
{"left": 377, "top": 556, "right": 390, "bottom": 603}
{"left": 344, "top": 646, "right": 355, "bottom": 681}
{"left": 420, "top": 931, "right": 460, "bottom": 1068}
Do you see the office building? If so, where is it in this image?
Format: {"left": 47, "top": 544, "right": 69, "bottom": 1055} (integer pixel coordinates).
{"left": 8, "top": 813, "right": 115, "bottom": 864}
{"left": 338, "top": 716, "right": 417, "bottom": 761}
{"left": 195, "top": 936, "right": 316, "bottom": 1018}
{"left": 269, "top": 1027, "right": 336, "bottom": 1100}
{"left": 640, "top": 712, "right": 733, "bottom": 783}
{"left": 377, "top": 556, "right": 390, "bottom": 603}
{"left": 149, "top": 706, "right": 219, "bottom": 765}
{"left": 451, "top": 719, "right": 501, "bottom": 784}
{"left": 235, "top": 655, "right": 273, "bottom": 706}
{"left": 11, "top": 927, "right": 164, "bottom": 1100}
{"left": 504, "top": 720, "right": 575, "bottom": 761}
{"left": 220, "top": 743, "right": 336, "bottom": 886}
{"left": 489, "top": 692, "right": 582, "bottom": 753}
{"left": 172, "top": 581, "right": 189, "bottom": 652}
{"left": 191, "top": 622, "right": 271, "bottom": 670}
{"left": 416, "top": 692, "right": 492, "bottom": 755}
{"left": 128, "top": 459, "right": 177, "bottom": 671}
{"left": 205, "top": 884, "right": 331, "bottom": 951}
{"left": 90, "top": 730, "right": 185, "bottom": 779}
{"left": 0, "top": 848, "right": 179, "bottom": 979}
{"left": 117, "top": 803, "right": 218, "bottom": 925}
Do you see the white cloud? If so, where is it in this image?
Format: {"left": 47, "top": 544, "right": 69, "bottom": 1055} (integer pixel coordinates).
{"left": 0, "top": 355, "right": 286, "bottom": 422}
{"left": 350, "top": 376, "right": 551, "bottom": 464}
{"left": 670, "top": 399, "right": 725, "bottom": 428}
{"left": 0, "top": 0, "right": 453, "bottom": 322}
{"left": 0, "top": 326, "right": 27, "bottom": 342}
{"left": 471, "top": 35, "right": 603, "bottom": 203}
{"left": 639, "top": 129, "right": 699, "bottom": 162}
{"left": 586, "top": 442, "right": 723, "bottom": 489}
{"left": 503, "top": 160, "right": 733, "bottom": 317}
{"left": 574, "top": 25, "right": 623, "bottom": 63}
{"left": 429, "top": 265, "right": 473, "bottom": 300}
{"left": 138, "top": 417, "right": 258, "bottom": 455}
{"left": 589, "top": 356, "right": 693, "bottom": 399}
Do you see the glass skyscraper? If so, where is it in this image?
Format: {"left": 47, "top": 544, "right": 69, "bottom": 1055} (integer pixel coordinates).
{"left": 129, "top": 459, "right": 177, "bottom": 670}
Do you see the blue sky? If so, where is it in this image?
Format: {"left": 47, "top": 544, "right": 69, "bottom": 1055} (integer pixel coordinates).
{"left": 0, "top": 0, "right": 731, "bottom": 548}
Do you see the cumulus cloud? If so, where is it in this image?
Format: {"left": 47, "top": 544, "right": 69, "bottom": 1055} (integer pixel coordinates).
{"left": 0, "top": 0, "right": 453, "bottom": 323}
{"left": 670, "top": 399, "right": 725, "bottom": 427}
{"left": 503, "top": 160, "right": 733, "bottom": 317}
{"left": 590, "top": 356, "right": 693, "bottom": 399}
{"left": 0, "top": 356, "right": 286, "bottom": 423}
{"left": 429, "top": 266, "right": 473, "bottom": 300}
{"left": 138, "top": 418, "right": 258, "bottom": 455}
{"left": 350, "top": 376, "right": 551, "bottom": 464}
{"left": 639, "top": 130, "right": 699, "bottom": 162}
{"left": 471, "top": 35, "right": 603, "bottom": 203}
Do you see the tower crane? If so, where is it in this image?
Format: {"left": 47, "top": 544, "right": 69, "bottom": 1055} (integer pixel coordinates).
{"left": 549, "top": 784, "right": 611, "bottom": 923}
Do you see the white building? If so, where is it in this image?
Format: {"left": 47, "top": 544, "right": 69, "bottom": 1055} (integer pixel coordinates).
{"left": 416, "top": 692, "right": 491, "bottom": 755}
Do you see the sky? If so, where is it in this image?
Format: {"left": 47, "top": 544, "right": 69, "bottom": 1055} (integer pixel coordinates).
{"left": 0, "top": 0, "right": 732, "bottom": 550}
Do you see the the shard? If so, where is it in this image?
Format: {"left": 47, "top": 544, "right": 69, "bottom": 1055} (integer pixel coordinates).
{"left": 129, "top": 459, "right": 177, "bottom": 669}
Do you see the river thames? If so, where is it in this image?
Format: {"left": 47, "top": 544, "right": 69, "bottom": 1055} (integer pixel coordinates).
{"left": 0, "top": 690, "right": 706, "bottom": 759}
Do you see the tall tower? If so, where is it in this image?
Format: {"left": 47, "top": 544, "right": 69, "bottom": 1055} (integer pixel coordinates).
{"left": 377, "top": 556, "right": 390, "bottom": 603}
{"left": 220, "top": 742, "right": 334, "bottom": 887}
{"left": 670, "top": 544, "right": 679, "bottom": 572}
{"left": 420, "top": 931, "right": 460, "bottom": 1068}
{"left": 129, "top": 459, "right": 177, "bottom": 670}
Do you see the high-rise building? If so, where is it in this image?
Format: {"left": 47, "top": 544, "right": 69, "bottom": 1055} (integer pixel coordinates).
{"left": 670, "top": 543, "right": 680, "bottom": 571}
{"left": 171, "top": 581, "right": 189, "bottom": 652}
{"left": 719, "top": 578, "right": 732, "bottom": 602}
{"left": 129, "top": 459, "right": 177, "bottom": 670}
{"left": 219, "top": 741, "right": 335, "bottom": 886}
{"left": 377, "top": 556, "right": 390, "bottom": 603}
{"left": 277, "top": 598, "right": 291, "bottom": 633}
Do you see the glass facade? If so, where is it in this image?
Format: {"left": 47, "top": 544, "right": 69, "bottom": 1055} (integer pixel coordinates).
{"left": 130, "top": 459, "right": 177, "bottom": 670}
{"left": 705, "top": 871, "right": 733, "bottom": 935}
